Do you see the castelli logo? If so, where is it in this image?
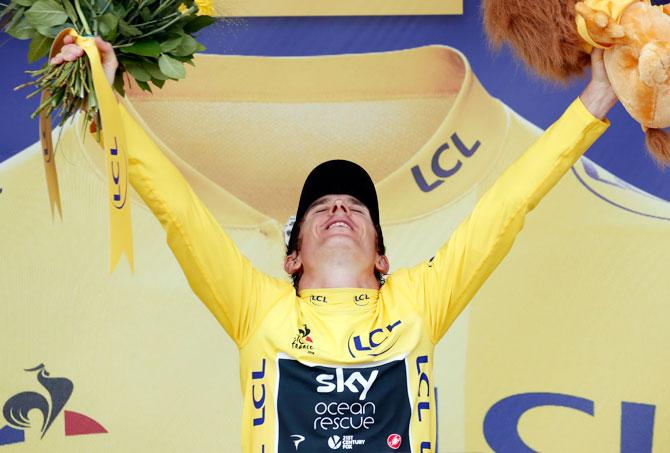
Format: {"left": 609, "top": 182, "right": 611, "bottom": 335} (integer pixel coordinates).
{"left": 387, "top": 433, "right": 401, "bottom": 449}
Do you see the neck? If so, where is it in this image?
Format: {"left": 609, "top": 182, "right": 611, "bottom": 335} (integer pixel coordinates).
{"left": 298, "top": 259, "right": 380, "bottom": 291}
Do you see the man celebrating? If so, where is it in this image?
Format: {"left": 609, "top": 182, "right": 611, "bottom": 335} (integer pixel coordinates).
{"left": 53, "top": 37, "right": 616, "bottom": 452}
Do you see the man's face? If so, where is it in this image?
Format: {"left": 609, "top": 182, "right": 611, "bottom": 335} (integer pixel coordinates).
{"left": 285, "top": 194, "right": 387, "bottom": 283}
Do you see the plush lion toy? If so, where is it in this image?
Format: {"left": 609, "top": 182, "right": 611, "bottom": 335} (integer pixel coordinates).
{"left": 482, "top": 0, "right": 670, "bottom": 166}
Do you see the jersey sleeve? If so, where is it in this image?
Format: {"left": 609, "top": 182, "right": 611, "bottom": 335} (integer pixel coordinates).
{"left": 399, "top": 98, "right": 609, "bottom": 343}
{"left": 119, "top": 104, "right": 292, "bottom": 347}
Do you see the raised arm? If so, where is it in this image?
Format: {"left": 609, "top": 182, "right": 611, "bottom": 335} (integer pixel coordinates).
{"left": 401, "top": 49, "right": 617, "bottom": 343}
{"left": 53, "top": 37, "right": 292, "bottom": 346}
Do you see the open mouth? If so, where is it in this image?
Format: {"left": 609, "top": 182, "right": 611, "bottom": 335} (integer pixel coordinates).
{"left": 326, "top": 220, "right": 354, "bottom": 230}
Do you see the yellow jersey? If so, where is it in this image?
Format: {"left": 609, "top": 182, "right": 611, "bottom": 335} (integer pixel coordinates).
{"left": 123, "top": 79, "right": 606, "bottom": 452}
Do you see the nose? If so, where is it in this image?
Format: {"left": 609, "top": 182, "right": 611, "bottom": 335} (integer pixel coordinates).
{"left": 329, "top": 198, "right": 350, "bottom": 214}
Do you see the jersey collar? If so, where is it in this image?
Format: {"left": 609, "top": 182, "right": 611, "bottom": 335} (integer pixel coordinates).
{"left": 298, "top": 288, "right": 379, "bottom": 308}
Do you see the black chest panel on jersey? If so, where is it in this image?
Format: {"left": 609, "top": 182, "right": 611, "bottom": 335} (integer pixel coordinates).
{"left": 277, "top": 357, "right": 411, "bottom": 452}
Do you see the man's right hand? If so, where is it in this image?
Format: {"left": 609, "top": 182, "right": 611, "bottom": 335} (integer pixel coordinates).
{"left": 579, "top": 48, "right": 618, "bottom": 120}
{"left": 50, "top": 35, "right": 118, "bottom": 86}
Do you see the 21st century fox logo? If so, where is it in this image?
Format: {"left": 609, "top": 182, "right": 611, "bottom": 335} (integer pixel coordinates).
{"left": 0, "top": 364, "right": 107, "bottom": 446}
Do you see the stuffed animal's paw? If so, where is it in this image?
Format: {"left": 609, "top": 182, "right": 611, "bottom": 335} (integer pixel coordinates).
{"left": 639, "top": 42, "right": 670, "bottom": 87}
{"left": 576, "top": 2, "right": 627, "bottom": 46}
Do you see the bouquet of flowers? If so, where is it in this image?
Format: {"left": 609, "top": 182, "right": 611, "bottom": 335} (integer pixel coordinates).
{"left": 1, "top": 0, "right": 214, "bottom": 126}
{"left": 1, "top": 0, "right": 215, "bottom": 272}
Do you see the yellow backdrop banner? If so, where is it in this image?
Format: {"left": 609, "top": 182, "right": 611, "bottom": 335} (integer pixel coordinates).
{"left": 214, "top": 0, "right": 462, "bottom": 17}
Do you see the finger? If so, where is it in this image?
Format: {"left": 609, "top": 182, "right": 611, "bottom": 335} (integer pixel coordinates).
{"left": 591, "top": 48, "right": 604, "bottom": 63}
{"left": 94, "top": 37, "right": 117, "bottom": 63}
{"left": 61, "top": 46, "right": 83, "bottom": 61}
{"left": 62, "top": 52, "right": 80, "bottom": 62}
{"left": 50, "top": 54, "right": 64, "bottom": 65}
{"left": 63, "top": 34, "right": 75, "bottom": 45}
{"left": 61, "top": 43, "right": 83, "bottom": 54}
{"left": 94, "top": 36, "right": 111, "bottom": 50}
{"left": 94, "top": 36, "right": 114, "bottom": 55}
{"left": 61, "top": 47, "right": 84, "bottom": 62}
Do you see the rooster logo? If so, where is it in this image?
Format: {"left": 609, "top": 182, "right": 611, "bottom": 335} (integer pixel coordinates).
{"left": 291, "top": 324, "right": 315, "bottom": 353}
{"left": 298, "top": 325, "right": 313, "bottom": 343}
{"left": 0, "top": 364, "right": 107, "bottom": 446}
{"left": 3, "top": 364, "right": 73, "bottom": 437}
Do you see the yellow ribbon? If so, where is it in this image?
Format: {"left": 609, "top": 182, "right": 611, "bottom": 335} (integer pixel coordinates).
{"left": 39, "top": 90, "right": 62, "bottom": 220}
{"left": 44, "top": 28, "right": 134, "bottom": 272}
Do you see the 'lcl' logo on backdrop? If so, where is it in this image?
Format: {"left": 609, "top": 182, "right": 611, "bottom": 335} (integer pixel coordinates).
{"left": 0, "top": 364, "right": 107, "bottom": 446}
{"left": 411, "top": 132, "right": 481, "bottom": 192}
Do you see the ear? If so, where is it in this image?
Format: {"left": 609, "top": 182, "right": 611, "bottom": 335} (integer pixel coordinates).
{"left": 284, "top": 251, "right": 302, "bottom": 276}
{"left": 374, "top": 254, "right": 390, "bottom": 276}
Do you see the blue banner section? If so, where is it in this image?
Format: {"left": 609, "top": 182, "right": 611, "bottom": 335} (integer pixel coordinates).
{"left": 0, "top": 425, "right": 25, "bottom": 446}
{"left": 277, "top": 357, "right": 411, "bottom": 452}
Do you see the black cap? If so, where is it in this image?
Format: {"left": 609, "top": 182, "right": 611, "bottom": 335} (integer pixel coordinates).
{"left": 288, "top": 160, "right": 381, "bottom": 249}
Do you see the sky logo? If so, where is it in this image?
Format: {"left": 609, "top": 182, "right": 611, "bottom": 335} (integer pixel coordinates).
{"left": 316, "top": 368, "right": 379, "bottom": 401}
{"left": 0, "top": 364, "right": 107, "bottom": 446}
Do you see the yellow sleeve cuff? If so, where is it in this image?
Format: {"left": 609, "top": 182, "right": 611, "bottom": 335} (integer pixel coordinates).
{"left": 573, "top": 96, "right": 611, "bottom": 129}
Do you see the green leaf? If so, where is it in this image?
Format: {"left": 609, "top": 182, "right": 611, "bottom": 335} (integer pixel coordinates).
{"left": 171, "top": 34, "right": 197, "bottom": 57}
{"left": 142, "top": 60, "right": 167, "bottom": 80}
{"left": 60, "top": 0, "right": 77, "bottom": 23}
{"left": 170, "top": 54, "right": 193, "bottom": 62}
{"left": 119, "top": 39, "right": 161, "bottom": 57}
{"left": 14, "top": 0, "right": 37, "bottom": 7}
{"left": 182, "top": 14, "right": 214, "bottom": 34}
{"left": 27, "top": 34, "right": 53, "bottom": 63}
{"left": 108, "top": 2, "right": 125, "bottom": 17}
{"left": 123, "top": 60, "right": 151, "bottom": 82}
{"left": 35, "top": 22, "right": 73, "bottom": 38}
{"left": 7, "top": 20, "right": 36, "bottom": 40}
{"left": 159, "top": 34, "right": 182, "bottom": 53}
{"left": 93, "top": 0, "right": 108, "bottom": 12}
{"left": 139, "top": 6, "right": 151, "bottom": 21}
{"left": 158, "top": 54, "right": 185, "bottom": 79}
{"left": 135, "top": 80, "right": 152, "bottom": 92}
{"left": 118, "top": 18, "right": 141, "bottom": 37}
{"left": 97, "top": 12, "right": 118, "bottom": 37}
{"left": 195, "top": 42, "right": 205, "bottom": 52}
{"left": 113, "top": 72, "right": 126, "bottom": 97}
{"left": 25, "top": 0, "right": 68, "bottom": 28}
{"left": 6, "top": 11, "right": 36, "bottom": 40}
{"left": 151, "top": 78, "right": 165, "bottom": 89}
